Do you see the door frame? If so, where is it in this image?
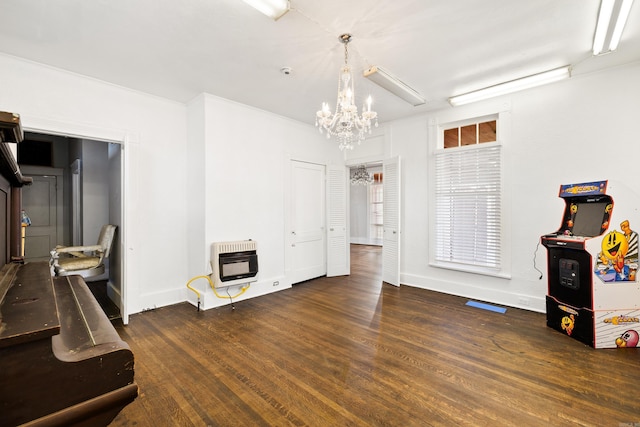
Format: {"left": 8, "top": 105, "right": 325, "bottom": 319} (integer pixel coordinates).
{"left": 21, "top": 116, "right": 131, "bottom": 323}
{"left": 346, "top": 161, "right": 383, "bottom": 246}
{"left": 345, "top": 156, "right": 401, "bottom": 286}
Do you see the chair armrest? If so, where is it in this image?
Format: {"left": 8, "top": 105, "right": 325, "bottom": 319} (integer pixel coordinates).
{"left": 53, "top": 245, "right": 103, "bottom": 255}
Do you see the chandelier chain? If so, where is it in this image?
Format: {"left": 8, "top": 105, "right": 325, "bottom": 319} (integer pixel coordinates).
{"left": 344, "top": 40, "right": 348, "bottom": 65}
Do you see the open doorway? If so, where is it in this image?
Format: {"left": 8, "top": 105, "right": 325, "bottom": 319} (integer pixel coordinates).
{"left": 349, "top": 163, "right": 383, "bottom": 246}
{"left": 18, "top": 131, "right": 124, "bottom": 321}
{"left": 348, "top": 157, "right": 401, "bottom": 286}
{"left": 348, "top": 163, "right": 383, "bottom": 282}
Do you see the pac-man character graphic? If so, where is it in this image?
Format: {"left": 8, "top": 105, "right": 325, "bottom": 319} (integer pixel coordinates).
{"left": 615, "top": 330, "right": 639, "bottom": 348}
{"left": 601, "top": 230, "right": 629, "bottom": 273}
{"left": 567, "top": 204, "right": 578, "bottom": 228}
{"left": 561, "top": 314, "right": 575, "bottom": 336}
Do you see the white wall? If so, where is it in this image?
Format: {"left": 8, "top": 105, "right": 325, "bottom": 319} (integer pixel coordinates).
{"left": 81, "top": 139, "right": 109, "bottom": 245}
{"left": 0, "top": 53, "right": 189, "bottom": 317}
{"left": 392, "top": 60, "right": 640, "bottom": 312}
{"left": 186, "top": 94, "right": 207, "bottom": 280}
{"left": 185, "top": 93, "right": 343, "bottom": 309}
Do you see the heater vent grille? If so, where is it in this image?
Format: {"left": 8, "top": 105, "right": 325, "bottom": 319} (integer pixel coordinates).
{"left": 214, "top": 240, "right": 257, "bottom": 254}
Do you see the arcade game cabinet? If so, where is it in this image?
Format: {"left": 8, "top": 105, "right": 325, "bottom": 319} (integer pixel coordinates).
{"left": 541, "top": 181, "right": 639, "bottom": 348}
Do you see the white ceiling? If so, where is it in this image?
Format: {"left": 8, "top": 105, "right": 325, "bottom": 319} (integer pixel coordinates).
{"left": 1, "top": 0, "right": 639, "bottom": 125}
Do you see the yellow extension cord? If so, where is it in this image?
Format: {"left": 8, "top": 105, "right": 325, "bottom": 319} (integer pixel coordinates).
{"left": 186, "top": 275, "right": 250, "bottom": 308}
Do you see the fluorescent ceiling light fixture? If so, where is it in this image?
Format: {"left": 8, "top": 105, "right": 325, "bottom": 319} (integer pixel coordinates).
{"left": 363, "top": 66, "right": 426, "bottom": 106}
{"left": 593, "top": 0, "right": 634, "bottom": 55}
{"left": 241, "top": 0, "right": 290, "bottom": 20}
{"left": 448, "top": 66, "right": 571, "bottom": 107}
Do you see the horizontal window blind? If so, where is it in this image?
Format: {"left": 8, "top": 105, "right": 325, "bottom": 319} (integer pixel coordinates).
{"left": 435, "top": 144, "right": 502, "bottom": 270}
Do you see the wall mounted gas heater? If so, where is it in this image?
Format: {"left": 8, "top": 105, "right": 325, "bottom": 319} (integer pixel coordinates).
{"left": 212, "top": 240, "right": 258, "bottom": 288}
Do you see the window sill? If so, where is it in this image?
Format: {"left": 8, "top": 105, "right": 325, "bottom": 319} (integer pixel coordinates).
{"left": 429, "top": 261, "right": 511, "bottom": 280}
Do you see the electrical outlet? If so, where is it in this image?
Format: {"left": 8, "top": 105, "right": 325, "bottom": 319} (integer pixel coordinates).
{"left": 273, "top": 281, "right": 279, "bottom": 287}
{"left": 518, "top": 297, "right": 530, "bottom": 306}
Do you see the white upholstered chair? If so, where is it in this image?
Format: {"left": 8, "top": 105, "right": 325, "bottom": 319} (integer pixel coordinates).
{"left": 50, "top": 224, "right": 117, "bottom": 279}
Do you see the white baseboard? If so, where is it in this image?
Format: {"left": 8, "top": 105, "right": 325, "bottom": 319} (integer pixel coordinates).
{"left": 401, "top": 273, "right": 546, "bottom": 313}
{"left": 185, "top": 275, "right": 290, "bottom": 311}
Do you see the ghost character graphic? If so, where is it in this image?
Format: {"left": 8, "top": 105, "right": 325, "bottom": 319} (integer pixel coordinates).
{"left": 615, "top": 330, "right": 639, "bottom": 348}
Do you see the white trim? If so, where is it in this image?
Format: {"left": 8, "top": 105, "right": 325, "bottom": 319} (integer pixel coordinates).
{"left": 22, "top": 115, "right": 134, "bottom": 144}
{"left": 401, "top": 273, "right": 544, "bottom": 313}
{"left": 428, "top": 260, "right": 512, "bottom": 279}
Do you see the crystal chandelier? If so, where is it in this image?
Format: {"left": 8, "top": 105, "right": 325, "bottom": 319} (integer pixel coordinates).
{"left": 350, "top": 164, "right": 374, "bottom": 185}
{"left": 315, "top": 34, "right": 378, "bottom": 150}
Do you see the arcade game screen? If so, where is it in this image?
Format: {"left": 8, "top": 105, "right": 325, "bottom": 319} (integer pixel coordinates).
{"left": 570, "top": 200, "right": 610, "bottom": 237}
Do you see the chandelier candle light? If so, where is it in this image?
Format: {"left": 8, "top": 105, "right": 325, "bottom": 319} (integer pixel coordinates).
{"left": 316, "top": 34, "right": 378, "bottom": 150}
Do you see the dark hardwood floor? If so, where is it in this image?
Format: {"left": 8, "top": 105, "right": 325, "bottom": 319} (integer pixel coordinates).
{"left": 87, "top": 279, "right": 122, "bottom": 322}
{"left": 113, "top": 245, "right": 640, "bottom": 426}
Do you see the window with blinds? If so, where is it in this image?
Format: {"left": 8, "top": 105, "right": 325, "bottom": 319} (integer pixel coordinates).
{"left": 434, "top": 143, "right": 502, "bottom": 271}
{"left": 369, "top": 173, "right": 383, "bottom": 241}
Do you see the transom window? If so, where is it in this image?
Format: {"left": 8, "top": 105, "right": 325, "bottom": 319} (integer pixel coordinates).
{"left": 444, "top": 119, "right": 496, "bottom": 149}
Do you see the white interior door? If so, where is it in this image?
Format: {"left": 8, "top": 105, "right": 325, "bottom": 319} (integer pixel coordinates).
{"left": 23, "top": 175, "right": 57, "bottom": 261}
{"left": 326, "top": 165, "right": 349, "bottom": 277}
{"left": 21, "top": 168, "right": 64, "bottom": 262}
{"left": 290, "top": 160, "right": 326, "bottom": 284}
{"left": 382, "top": 156, "right": 401, "bottom": 286}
